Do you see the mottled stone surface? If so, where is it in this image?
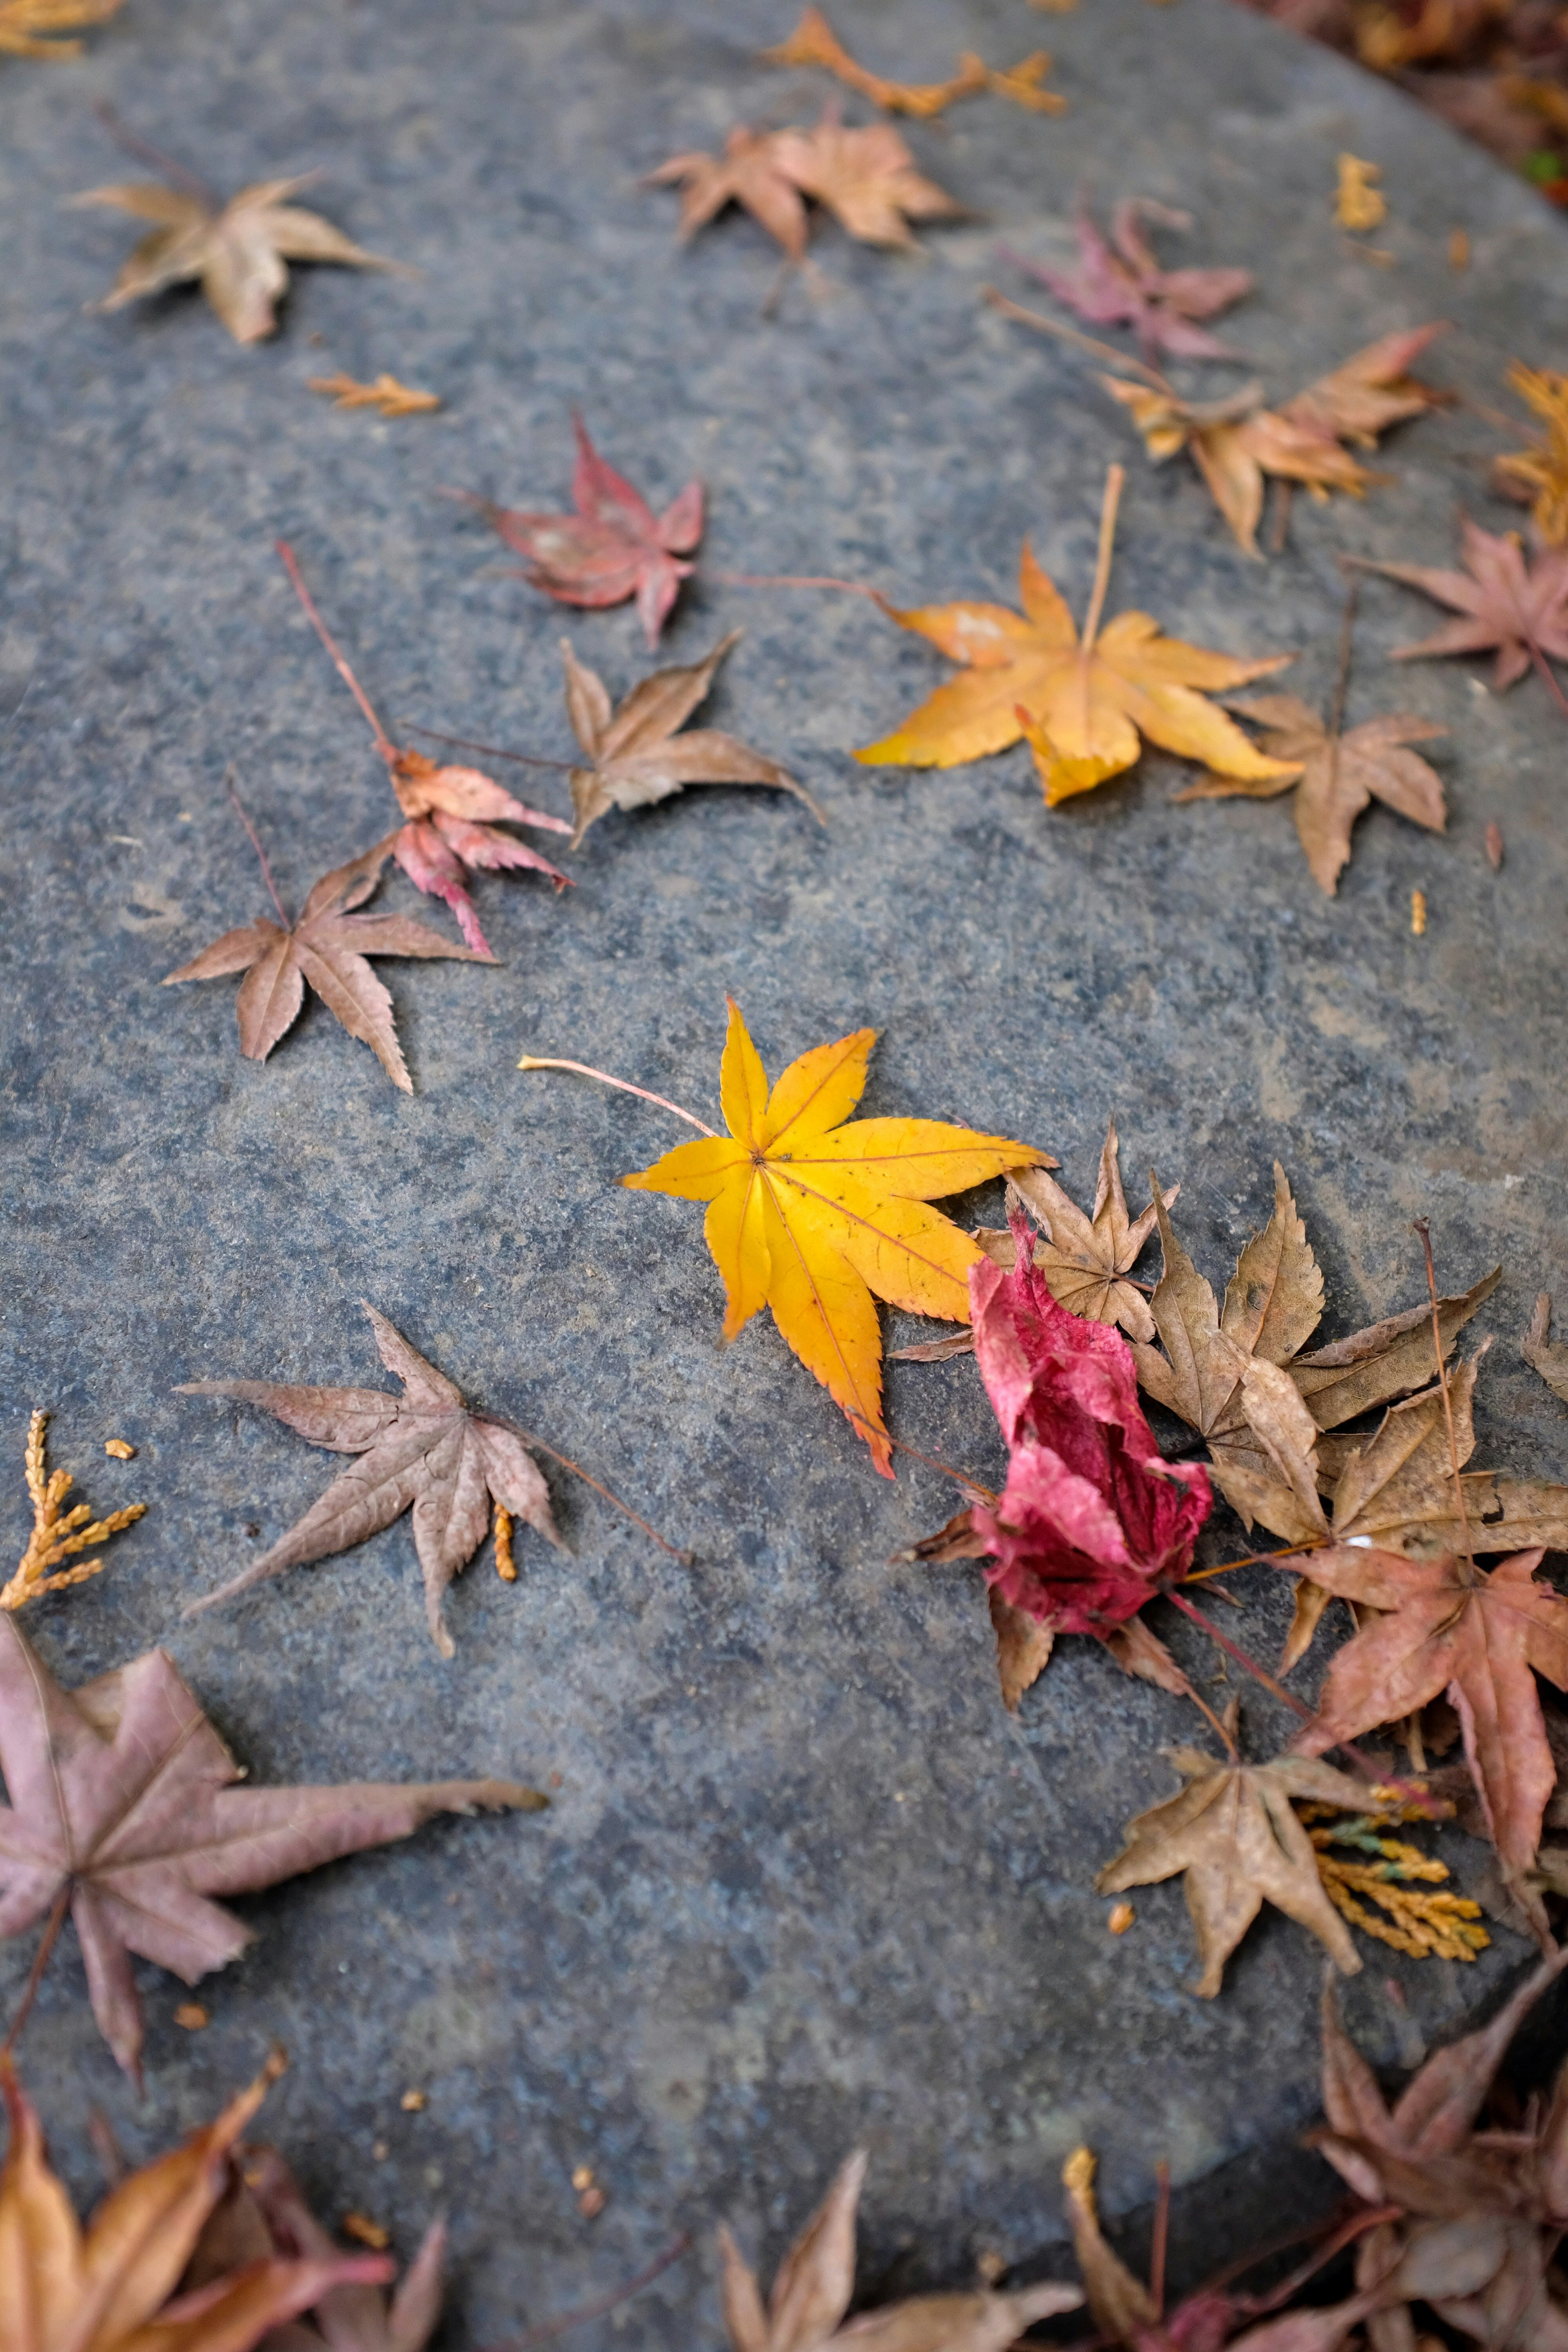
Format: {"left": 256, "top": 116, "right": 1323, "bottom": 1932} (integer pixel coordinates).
{"left": 3, "top": 0, "right": 1568, "bottom": 2341}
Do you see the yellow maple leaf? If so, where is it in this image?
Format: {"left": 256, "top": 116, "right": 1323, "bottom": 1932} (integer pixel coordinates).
{"left": 621, "top": 1000, "right": 1043, "bottom": 1473}
{"left": 855, "top": 465, "right": 1297, "bottom": 804}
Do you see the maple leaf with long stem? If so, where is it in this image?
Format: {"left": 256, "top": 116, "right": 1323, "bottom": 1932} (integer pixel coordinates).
{"left": 71, "top": 111, "right": 401, "bottom": 346}
{"left": 718, "top": 2147, "right": 1082, "bottom": 2352}
{"left": 559, "top": 628, "right": 820, "bottom": 847}
{"left": 1003, "top": 199, "right": 1254, "bottom": 366}
{"left": 0, "top": 1614, "right": 547, "bottom": 2079}
{"left": 1175, "top": 587, "right": 1448, "bottom": 894}
{"left": 0, "top": 0, "right": 120, "bottom": 59}
{"left": 278, "top": 541, "right": 571, "bottom": 954}
{"left": 187, "top": 2142, "right": 446, "bottom": 2352}
{"left": 163, "top": 809, "right": 489, "bottom": 1092}
{"left": 1, "top": 1407, "right": 144, "bottom": 1612}
{"left": 1353, "top": 514, "right": 1568, "bottom": 723}
{"left": 0, "top": 2056, "right": 394, "bottom": 2352}
{"left": 450, "top": 413, "right": 703, "bottom": 650}
{"left": 522, "top": 1000, "right": 1045, "bottom": 1475}
{"left": 177, "top": 1302, "right": 568, "bottom": 1655}
{"left": 855, "top": 464, "right": 1298, "bottom": 803}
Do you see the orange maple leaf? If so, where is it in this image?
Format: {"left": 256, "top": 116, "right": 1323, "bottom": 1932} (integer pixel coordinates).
{"left": 855, "top": 466, "right": 1297, "bottom": 804}
{"left": 621, "top": 1001, "right": 1045, "bottom": 1473}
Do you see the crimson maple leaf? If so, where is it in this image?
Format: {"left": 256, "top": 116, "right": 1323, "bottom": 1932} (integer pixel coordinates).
{"left": 1290, "top": 1544, "right": 1568, "bottom": 1877}
{"left": 0, "top": 1616, "right": 546, "bottom": 2079}
{"left": 455, "top": 413, "right": 703, "bottom": 648}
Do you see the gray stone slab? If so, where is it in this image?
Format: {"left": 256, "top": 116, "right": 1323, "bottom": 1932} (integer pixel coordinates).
{"left": 3, "top": 0, "right": 1568, "bottom": 2342}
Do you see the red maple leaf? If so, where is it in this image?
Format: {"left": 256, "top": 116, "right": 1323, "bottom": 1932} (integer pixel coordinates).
{"left": 455, "top": 413, "right": 703, "bottom": 648}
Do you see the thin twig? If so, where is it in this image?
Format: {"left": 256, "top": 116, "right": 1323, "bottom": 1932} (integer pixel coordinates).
{"left": 92, "top": 101, "right": 214, "bottom": 204}
{"left": 2, "top": 1884, "right": 69, "bottom": 2061}
{"left": 517, "top": 1057, "right": 718, "bottom": 1137}
{"left": 846, "top": 1410, "right": 997, "bottom": 1505}
{"left": 276, "top": 540, "right": 396, "bottom": 756}
{"left": 981, "top": 286, "right": 1174, "bottom": 390}
{"left": 713, "top": 570, "right": 894, "bottom": 608}
{"left": 1268, "top": 480, "right": 1293, "bottom": 556}
{"left": 1414, "top": 1215, "right": 1476, "bottom": 1567}
{"left": 400, "top": 723, "right": 574, "bottom": 773}
{"left": 1183, "top": 1536, "right": 1331, "bottom": 1584}
{"left": 479, "top": 2230, "right": 692, "bottom": 2352}
{"left": 1327, "top": 579, "right": 1359, "bottom": 742}
{"left": 484, "top": 1414, "right": 692, "bottom": 1565}
{"left": 227, "top": 773, "right": 290, "bottom": 927}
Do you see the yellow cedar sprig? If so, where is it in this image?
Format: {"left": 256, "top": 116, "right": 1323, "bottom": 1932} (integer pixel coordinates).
{"left": 1, "top": 1409, "right": 145, "bottom": 1611}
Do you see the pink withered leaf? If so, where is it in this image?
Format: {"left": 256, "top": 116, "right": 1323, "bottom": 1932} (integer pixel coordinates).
{"left": 454, "top": 412, "right": 704, "bottom": 648}
{"left": 970, "top": 1206, "right": 1212, "bottom": 1645}
{"left": 1004, "top": 198, "right": 1253, "bottom": 366}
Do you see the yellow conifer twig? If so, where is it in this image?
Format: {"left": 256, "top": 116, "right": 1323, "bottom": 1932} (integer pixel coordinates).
{"left": 2, "top": 1410, "right": 145, "bottom": 1611}
{"left": 495, "top": 1502, "right": 517, "bottom": 1582}
{"left": 1299, "top": 1799, "right": 1489, "bottom": 1962}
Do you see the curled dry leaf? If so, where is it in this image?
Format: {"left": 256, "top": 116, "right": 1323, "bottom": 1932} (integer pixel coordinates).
{"left": 0, "top": 1614, "right": 547, "bottom": 2077}
{"left": 1175, "top": 692, "right": 1447, "bottom": 896}
{"left": 1096, "top": 1720, "right": 1374, "bottom": 1994}
{"left": 0, "top": 0, "right": 121, "bottom": 59}
{"left": 307, "top": 371, "right": 440, "bottom": 416}
{"left": 718, "top": 2147, "right": 1082, "bottom": 2352}
{"left": 991, "top": 1120, "right": 1177, "bottom": 1342}
{"left": 454, "top": 413, "right": 702, "bottom": 649}
{"left": 1357, "top": 514, "right": 1568, "bottom": 694}
{"left": 856, "top": 465, "right": 1295, "bottom": 804}
{"left": 1, "top": 1406, "right": 145, "bottom": 1612}
{"left": 761, "top": 6, "right": 1066, "bottom": 117}
{"left": 959, "top": 1203, "right": 1210, "bottom": 1707}
{"left": 622, "top": 999, "right": 1043, "bottom": 1473}
{"left": 559, "top": 628, "right": 820, "bottom": 848}
{"left": 71, "top": 169, "right": 398, "bottom": 345}
{"left": 1104, "top": 325, "right": 1447, "bottom": 556}
{"left": 1524, "top": 1292, "right": 1568, "bottom": 1403}
{"left": 178, "top": 1302, "right": 562, "bottom": 1655}
{"left": 647, "top": 110, "right": 962, "bottom": 261}
{"left": 163, "top": 840, "right": 491, "bottom": 1093}
{"left": 1494, "top": 362, "right": 1568, "bottom": 545}
{"left": 0, "top": 2058, "right": 394, "bottom": 2352}
{"left": 187, "top": 2142, "right": 446, "bottom": 2352}
{"left": 1004, "top": 199, "right": 1254, "bottom": 365}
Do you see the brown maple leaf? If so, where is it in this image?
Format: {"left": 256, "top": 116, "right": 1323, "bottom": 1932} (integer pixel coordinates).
{"left": 1175, "top": 692, "right": 1447, "bottom": 895}
{"left": 559, "top": 628, "right": 821, "bottom": 848}
{"left": 1096, "top": 1711, "right": 1374, "bottom": 1994}
{"left": 0, "top": 2056, "right": 395, "bottom": 2351}
{"left": 0, "top": 0, "right": 121, "bottom": 59}
{"left": 163, "top": 836, "right": 489, "bottom": 1093}
{"left": 178, "top": 1303, "right": 562, "bottom": 1655}
{"left": 1356, "top": 515, "right": 1568, "bottom": 697}
{"left": 719, "top": 2148, "right": 1082, "bottom": 2352}
{"left": 2, "top": 1407, "right": 145, "bottom": 1612}
{"left": 644, "top": 125, "right": 811, "bottom": 262}
{"left": 72, "top": 167, "right": 398, "bottom": 345}
{"left": 1291, "top": 1541, "right": 1568, "bottom": 1878}
{"left": 1104, "top": 325, "right": 1446, "bottom": 556}
{"left": 308, "top": 370, "right": 440, "bottom": 416}
{"left": 1525, "top": 1292, "right": 1568, "bottom": 1403}
{"left": 0, "top": 1615, "right": 546, "bottom": 2078}
{"left": 453, "top": 413, "right": 703, "bottom": 649}
{"left": 187, "top": 2141, "right": 446, "bottom": 2352}
{"left": 770, "top": 109, "right": 964, "bottom": 250}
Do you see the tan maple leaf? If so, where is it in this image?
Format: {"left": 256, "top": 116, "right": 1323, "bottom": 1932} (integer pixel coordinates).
{"left": 644, "top": 126, "right": 811, "bottom": 263}
{"left": 559, "top": 629, "right": 821, "bottom": 848}
{"left": 72, "top": 169, "right": 399, "bottom": 344}
{"left": 1175, "top": 691, "right": 1447, "bottom": 895}
{"left": 719, "top": 2148, "right": 1082, "bottom": 2352}
{"left": 0, "top": 0, "right": 120, "bottom": 59}
{"left": 1096, "top": 1718, "right": 1372, "bottom": 1994}
{"left": 770, "top": 110, "right": 963, "bottom": 250}
{"left": 963, "top": 1123, "right": 1177, "bottom": 1342}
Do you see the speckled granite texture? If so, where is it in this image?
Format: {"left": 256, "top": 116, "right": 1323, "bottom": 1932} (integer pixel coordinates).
{"left": 3, "top": 0, "right": 1568, "bottom": 2342}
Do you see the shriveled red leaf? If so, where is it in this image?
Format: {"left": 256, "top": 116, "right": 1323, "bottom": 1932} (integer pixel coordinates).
{"left": 178, "top": 1303, "right": 562, "bottom": 1655}
{"left": 456, "top": 413, "right": 703, "bottom": 648}
{"left": 1359, "top": 515, "right": 1568, "bottom": 692}
{"left": 0, "top": 1616, "right": 546, "bottom": 2079}
{"left": 1006, "top": 199, "right": 1253, "bottom": 365}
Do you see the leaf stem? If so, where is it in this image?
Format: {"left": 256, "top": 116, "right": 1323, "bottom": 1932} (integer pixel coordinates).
{"left": 1079, "top": 464, "right": 1124, "bottom": 663}
{"left": 92, "top": 100, "right": 214, "bottom": 205}
{"left": 980, "top": 286, "right": 1174, "bottom": 391}
{"left": 1414, "top": 1215, "right": 1477, "bottom": 1568}
{"left": 478, "top": 2231, "right": 691, "bottom": 2352}
{"left": 276, "top": 541, "right": 396, "bottom": 759}
{"left": 1149, "top": 2161, "right": 1170, "bottom": 2318}
{"left": 485, "top": 1415, "right": 692, "bottom": 1565}
{"left": 1527, "top": 638, "right": 1568, "bottom": 728}
{"left": 1184, "top": 1537, "right": 1330, "bottom": 1584}
{"left": 400, "top": 722, "right": 576, "bottom": 775}
{"left": 713, "top": 570, "right": 894, "bottom": 609}
{"left": 226, "top": 772, "right": 290, "bottom": 927}
{"left": 517, "top": 1057, "right": 718, "bottom": 1137}
{"left": 2, "top": 1884, "right": 69, "bottom": 2062}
